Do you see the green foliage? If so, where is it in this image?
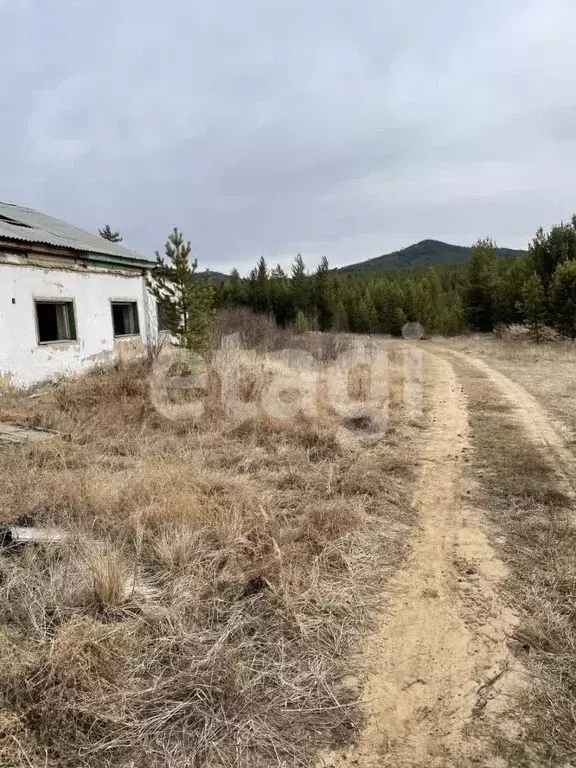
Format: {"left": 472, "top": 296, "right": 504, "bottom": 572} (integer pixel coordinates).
{"left": 332, "top": 299, "right": 348, "bottom": 331}
{"left": 147, "top": 228, "right": 214, "bottom": 353}
{"left": 338, "top": 239, "right": 527, "bottom": 273}
{"left": 249, "top": 256, "right": 271, "bottom": 315}
{"left": 211, "top": 214, "right": 576, "bottom": 342}
{"left": 518, "top": 273, "right": 546, "bottom": 343}
{"left": 497, "top": 256, "right": 533, "bottom": 325}
{"left": 530, "top": 217, "right": 576, "bottom": 293}
{"left": 420, "top": 268, "right": 444, "bottom": 333}
{"left": 440, "top": 296, "right": 466, "bottom": 336}
{"left": 99, "top": 224, "right": 122, "bottom": 242}
{"left": 294, "top": 310, "right": 309, "bottom": 334}
{"left": 393, "top": 307, "right": 407, "bottom": 336}
{"left": 465, "top": 238, "right": 498, "bottom": 331}
{"left": 355, "top": 291, "right": 378, "bottom": 333}
{"left": 549, "top": 260, "right": 576, "bottom": 339}
{"left": 291, "top": 253, "right": 309, "bottom": 317}
{"left": 314, "top": 256, "right": 334, "bottom": 332}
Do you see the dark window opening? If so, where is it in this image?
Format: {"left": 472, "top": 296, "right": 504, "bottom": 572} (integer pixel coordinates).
{"left": 112, "top": 302, "right": 140, "bottom": 336}
{"left": 36, "top": 301, "right": 76, "bottom": 343}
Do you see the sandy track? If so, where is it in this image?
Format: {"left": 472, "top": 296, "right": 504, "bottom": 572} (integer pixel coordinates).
{"left": 432, "top": 345, "right": 576, "bottom": 498}
{"left": 321, "top": 350, "right": 516, "bottom": 768}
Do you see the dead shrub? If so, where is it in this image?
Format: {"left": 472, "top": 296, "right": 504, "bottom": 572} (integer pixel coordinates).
{"left": 236, "top": 360, "right": 275, "bottom": 403}
{"left": 494, "top": 323, "right": 559, "bottom": 343}
{"left": 347, "top": 363, "right": 372, "bottom": 401}
{"left": 211, "top": 308, "right": 351, "bottom": 362}
{"left": 211, "top": 307, "right": 288, "bottom": 351}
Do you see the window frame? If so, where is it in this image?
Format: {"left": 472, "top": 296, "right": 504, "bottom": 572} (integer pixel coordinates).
{"left": 34, "top": 298, "right": 78, "bottom": 345}
{"left": 110, "top": 300, "right": 141, "bottom": 338}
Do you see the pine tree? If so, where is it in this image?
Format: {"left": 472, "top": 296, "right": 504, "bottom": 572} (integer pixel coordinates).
{"left": 249, "top": 256, "right": 271, "bottom": 314}
{"left": 269, "top": 264, "right": 293, "bottom": 326}
{"left": 549, "top": 260, "right": 576, "bottom": 340}
{"left": 228, "top": 268, "right": 247, "bottom": 303}
{"left": 403, "top": 278, "right": 420, "bottom": 322}
{"left": 465, "top": 238, "right": 498, "bottom": 331}
{"left": 294, "top": 310, "right": 309, "bottom": 334}
{"left": 530, "top": 217, "right": 576, "bottom": 294}
{"left": 270, "top": 264, "right": 287, "bottom": 279}
{"left": 373, "top": 280, "right": 404, "bottom": 334}
{"left": 314, "top": 256, "right": 334, "bottom": 331}
{"left": 518, "top": 273, "right": 546, "bottom": 343}
{"left": 291, "top": 253, "right": 309, "bottom": 316}
{"left": 217, "top": 268, "right": 249, "bottom": 308}
{"left": 332, "top": 299, "right": 348, "bottom": 331}
{"left": 392, "top": 307, "right": 407, "bottom": 336}
{"left": 440, "top": 296, "right": 466, "bottom": 336}
{"left": 99, "top": 224, "right": 123, "bottom": 242}
{"left": 147, "top": 228, "right": 214, "bottom": 353}
{"left": 291, "top": 253, "right": 306, "bottom": 280}
{"left": 497, "top": 257, "right": 533, "bottom": 325}
{"left": 420, "top": 268, "right": 444, "bottom": 333}
{"left": 345, "top": 287, "right": 361, "bottom": 332}
{"left": 355, "top": 291, "right": 378, "bottom": 332}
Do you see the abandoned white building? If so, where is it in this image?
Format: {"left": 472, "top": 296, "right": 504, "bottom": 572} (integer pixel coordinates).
{"left": 0, "top": 202, "right": 159, "bottom": 388}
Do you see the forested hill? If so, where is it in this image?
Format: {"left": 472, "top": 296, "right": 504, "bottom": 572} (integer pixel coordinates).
{"left": 204, "top": 270, "right": 229, "bottom": 283}
{"left": 337, "top": 239, "right": 527, "bottom": 273}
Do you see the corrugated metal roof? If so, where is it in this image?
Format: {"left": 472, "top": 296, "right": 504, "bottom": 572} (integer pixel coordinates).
{"left": 0, "top": 202, "right": 155, "bottom": 264}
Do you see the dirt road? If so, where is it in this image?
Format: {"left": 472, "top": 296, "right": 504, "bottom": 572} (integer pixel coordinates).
{"left": 322, "top": 343, "right": 576, "bottom": 767}
{"left": 435, "top": 346, "right": 576, "bottom": 499}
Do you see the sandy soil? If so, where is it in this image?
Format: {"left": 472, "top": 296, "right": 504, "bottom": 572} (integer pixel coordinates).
{"left": 321, "top": 338, "right": 576, "bottom": 767}
{"left": 321, "top": 350, "right": 520, "bottom": 767}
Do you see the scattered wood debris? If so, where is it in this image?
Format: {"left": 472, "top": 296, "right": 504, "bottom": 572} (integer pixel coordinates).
{"left": 0, "top": 525, "right": 68, "bottom": 548}
{"left": 0, "top": 423, "right": 60, "bottom": 445}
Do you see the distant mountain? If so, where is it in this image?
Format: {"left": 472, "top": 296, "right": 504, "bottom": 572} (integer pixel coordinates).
{"left": 203, "top": 270, "right": 229, "bottom": 284}
{"left": 337, "top": 239, "right": 528, "bottom": 273}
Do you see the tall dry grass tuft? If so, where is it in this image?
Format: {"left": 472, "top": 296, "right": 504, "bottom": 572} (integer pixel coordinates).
{"left": 0, "top": 337, "right": 420, "bottom": 767}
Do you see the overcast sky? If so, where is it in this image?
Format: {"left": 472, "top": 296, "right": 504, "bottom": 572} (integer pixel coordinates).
{"left": 1, "top": 0, "right": 575, "bottom": 273}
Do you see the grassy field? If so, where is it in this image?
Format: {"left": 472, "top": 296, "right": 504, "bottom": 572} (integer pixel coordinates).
{"left": 2, "top": 326, "right": 576, "bottom": 767}
{"left": 0, "top": 327, "right": 420, "bottom": 768}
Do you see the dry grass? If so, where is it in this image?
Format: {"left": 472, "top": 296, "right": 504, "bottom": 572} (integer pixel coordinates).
{"left": 211, "top": 307, "right": 353, "bottom": 362}
{"left": 0, "top": 331, "right": 419, "bottom": 767}
{"left": 450, "top": 356, "right": 576, "bottom": 765}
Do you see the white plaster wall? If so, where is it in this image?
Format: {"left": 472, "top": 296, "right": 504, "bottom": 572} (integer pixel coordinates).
{"left": 0, "top": 260, "right": 158, "bottom": 387}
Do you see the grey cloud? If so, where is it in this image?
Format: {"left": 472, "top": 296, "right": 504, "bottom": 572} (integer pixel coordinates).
{"left": 1, "top": 0, "right": 576, "bottom": 273}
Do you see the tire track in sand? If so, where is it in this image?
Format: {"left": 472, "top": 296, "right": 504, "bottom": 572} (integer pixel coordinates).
{"left": 431, "top": 345, "right": 576, "bottom": 499}
{"left": 321, "top": 349, "right": 518, "bottom": 768}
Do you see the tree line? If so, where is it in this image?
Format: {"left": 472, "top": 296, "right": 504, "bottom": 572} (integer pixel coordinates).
{"left": 144, "top": 214, "right": 576, "bottom": 353}
{"left": 213, "top": 215, "right": 576, "bottom": 341}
